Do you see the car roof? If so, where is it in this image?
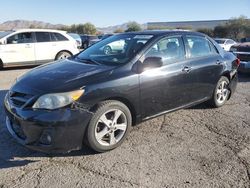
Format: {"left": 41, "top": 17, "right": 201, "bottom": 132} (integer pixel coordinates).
{"left": 121, "top": 30, "right": 206, "bottom": 37}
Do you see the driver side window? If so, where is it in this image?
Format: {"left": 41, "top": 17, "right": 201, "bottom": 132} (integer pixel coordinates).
{"left": 145, "top": 36, "right": 185, "bottom": 64}
{"left": 7, "top": 32, "right": 33, "bottom": 44}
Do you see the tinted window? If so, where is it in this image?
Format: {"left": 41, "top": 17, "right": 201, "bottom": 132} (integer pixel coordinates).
{"left": 51, "top": 32, "right": 68, "bottom": 41}
{"left": 146, "top": 36, "right": 185, "bottom": 64}
{"left": 7, "top": 32, "right": 33, "bottom": 44}
{"left": 187, "top": 36, "right": 217, "bottom": 58}
{"left": 35, "top": 32, "right": 51, "bottom": 42}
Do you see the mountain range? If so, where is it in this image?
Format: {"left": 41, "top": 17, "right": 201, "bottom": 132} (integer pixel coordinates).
{"left": 0, "top": 20, "right": 146, "bottom": 33}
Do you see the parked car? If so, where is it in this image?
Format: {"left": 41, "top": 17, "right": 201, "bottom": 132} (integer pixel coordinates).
{"left": 214, "top": 38, "right": 237, "bottom": 51}
{"left": 80, "top": 35, "right": 99, "bottom": 49}
{"left": 4, "top": 31, "right": 239, "bottom": 153}
{"left": 68, "top": 33, "right": 82, "bottom": 48}
{"left": 230, "top": 42, "right": 250, "bottom": 73}
{"left": 240, "top": 37, "right": 250, "bottom": 43}
{"left": 0, "top": 29, "right": 79, "bottom": 68}
{"left": 88, "top": 34, "right": 114, "bottom": 47}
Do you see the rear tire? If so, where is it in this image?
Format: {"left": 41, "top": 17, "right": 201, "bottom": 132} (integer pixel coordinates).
{"left": 103, "top": 46, "right": 112, "bottom": 55}
{"left": 209, "top": 76, "right": 230, "bottom": 108}
{"left": 55, "top": 51, "right": 72, "bottom": 60}
{"left": 85, "top": 100, "right": 132, "bottom": 152}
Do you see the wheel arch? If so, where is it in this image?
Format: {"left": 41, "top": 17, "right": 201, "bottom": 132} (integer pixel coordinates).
{"left": 221, "top": 71, "right": 231, "bottom": 81}
{"left": 55, "top": 50, "right": 73, "bottom": 60}
{"left": 90, "top": 97, "right": 137, "bottom": 126}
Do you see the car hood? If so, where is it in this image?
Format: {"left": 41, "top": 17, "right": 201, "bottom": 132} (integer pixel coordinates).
{"left": 12, "top": 59, "right": 115, "bottom": 95}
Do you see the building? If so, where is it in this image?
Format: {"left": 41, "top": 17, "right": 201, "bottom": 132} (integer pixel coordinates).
{"left": 147, "top": 20, "right": 230, "bottom": 30}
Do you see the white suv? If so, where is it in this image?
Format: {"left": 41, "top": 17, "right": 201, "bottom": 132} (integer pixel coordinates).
{"left": 0, "top": 29, "right": 79, "bottom": 68}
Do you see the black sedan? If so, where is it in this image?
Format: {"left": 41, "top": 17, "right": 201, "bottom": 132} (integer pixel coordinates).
{"left": 4, "top": 31, "right": 239, "bottom": 153}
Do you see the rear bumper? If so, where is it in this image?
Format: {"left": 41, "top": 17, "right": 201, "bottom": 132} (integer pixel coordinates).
{"left": 4, "top": 95, "right": 92, "bottom": 153}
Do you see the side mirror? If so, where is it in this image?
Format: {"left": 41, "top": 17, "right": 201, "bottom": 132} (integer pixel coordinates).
{"left": 143, "top": 57, "right": 163, "bottom": 70}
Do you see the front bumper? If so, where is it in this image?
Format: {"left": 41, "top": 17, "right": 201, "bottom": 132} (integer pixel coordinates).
{"left": 4, "top": 96, "right": 92, "bottom": 153}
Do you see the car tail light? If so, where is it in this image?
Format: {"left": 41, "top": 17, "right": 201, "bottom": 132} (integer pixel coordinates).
{"left": 236, "top": 58, "right": 240, "bottom": 66}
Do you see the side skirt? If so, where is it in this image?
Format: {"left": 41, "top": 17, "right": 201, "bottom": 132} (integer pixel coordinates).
{"left": 143, "top": 97, "right": 210, "bottom": 121}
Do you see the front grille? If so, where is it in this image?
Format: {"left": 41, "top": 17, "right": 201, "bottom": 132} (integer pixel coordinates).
{"left": 11, "top": 121, "right": 26, "bottom": 140}
{"left": 9, "top": 91, "right": 33, "bottom": 108}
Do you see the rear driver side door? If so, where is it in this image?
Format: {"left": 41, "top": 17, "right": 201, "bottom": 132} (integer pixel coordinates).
{"left": 183, "top": 35, "right": 224, "bottom": 100}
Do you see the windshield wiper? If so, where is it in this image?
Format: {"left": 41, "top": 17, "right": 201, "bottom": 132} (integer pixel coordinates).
{"left": 75, "top": 57, "right": 100, "bottom": 65}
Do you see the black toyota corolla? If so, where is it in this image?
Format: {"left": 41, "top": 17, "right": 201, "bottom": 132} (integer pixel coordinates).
{"left": 4, "top": 31, "right": 239, "bottom": 153}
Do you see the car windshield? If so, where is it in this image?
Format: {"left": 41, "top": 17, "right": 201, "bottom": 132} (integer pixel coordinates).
{"left": 76, "top": 34, "right": 154, "bottom": 65}
{"left": 0, "top": 31, "right": 13, "bottom": 39}
{"left": 215, "top": 39, "right": 226, "bottom": 44}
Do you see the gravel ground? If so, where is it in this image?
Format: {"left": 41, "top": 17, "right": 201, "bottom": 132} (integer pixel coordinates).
{"left": 0, "top": 67, "right": 250, "bottom": 188}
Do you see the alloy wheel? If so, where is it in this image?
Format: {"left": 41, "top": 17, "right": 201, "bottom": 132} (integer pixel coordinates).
{"left": 95, "top": 109, "right": 127, "bottom": 146}
{"left": 216, "top": 80, "right": 229, "bottom": 104}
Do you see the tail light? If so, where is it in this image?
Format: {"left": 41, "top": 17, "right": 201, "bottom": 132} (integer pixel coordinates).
{"left": 236, "top": 58, "right": 240, "bottom": 66}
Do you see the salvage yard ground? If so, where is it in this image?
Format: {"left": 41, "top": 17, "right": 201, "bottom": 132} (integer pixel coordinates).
{"left": 0, "top": 67, "right": 250, "bottom": 188}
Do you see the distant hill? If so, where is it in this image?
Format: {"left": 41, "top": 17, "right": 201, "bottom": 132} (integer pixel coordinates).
{"left": 97, "top": 23, "right": 147, "bottom": 33}
{"left": 0, "top": 20, "right": 146, "bottom": 33}
{"left": 0, "top": 20, "right": 65, "bottom": 30}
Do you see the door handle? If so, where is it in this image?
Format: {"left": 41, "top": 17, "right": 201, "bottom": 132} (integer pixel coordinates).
{"left": 182, "top": 66, "right": 192, "bottom": 73}
{"left": 25, "top": 44, "right": 31, "bottom": 48}
{"left": 216, "top": 60, "right": 223, "bottom": 65}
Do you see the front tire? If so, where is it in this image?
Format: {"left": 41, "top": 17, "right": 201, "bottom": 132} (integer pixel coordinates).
{"left": 209, "top": 76, "right": 230, "bottom": 108}
{"left": 86, "top": 100, "right": 132, "bottom": 152}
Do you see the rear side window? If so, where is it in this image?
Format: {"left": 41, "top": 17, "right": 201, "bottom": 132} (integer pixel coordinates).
{"left": 186, "top": 36, "right": 217, "bottom": 58}
{"left": 51, "top": 32, "right": 68, "bottom": 41}
{"left": 35, "top": 32, "right": 51, "bottom": 42}
{"left": 7, "top": 32, "right": 33, "bottom": 44}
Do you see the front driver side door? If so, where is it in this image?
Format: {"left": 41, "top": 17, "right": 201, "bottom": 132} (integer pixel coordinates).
{"left": 139, "top": 36, "right": 198, "bottom": 119}
{"left": 1, "top": 32, "right": 35, "bottom": 65}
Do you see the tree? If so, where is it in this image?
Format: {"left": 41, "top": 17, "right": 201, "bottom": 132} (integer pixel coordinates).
{"left": 125, "top": 22, "right": 142, "bottom": 32}
{"left": 197, "top": 28, "right": 214, "bottom": 37}
{"left": 226, "top": 16, "right": 250, "bottom": 40}
{"left": 213, "top": 25, "right": 229, "bottom": 38}
{"left": 81, "top": 22, "right": 97, "bottom": 35}
{"left": 114, "top": 28, "right": 124, "bottom": 33}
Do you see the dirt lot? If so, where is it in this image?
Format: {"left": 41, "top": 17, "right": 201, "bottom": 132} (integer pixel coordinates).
{"left": 0, "top": 67, "right": 250, "bottom": 188}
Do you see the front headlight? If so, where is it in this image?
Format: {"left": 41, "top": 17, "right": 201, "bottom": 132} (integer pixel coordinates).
{"left": 33, "top": 90, "right": 84, "bottom": 110}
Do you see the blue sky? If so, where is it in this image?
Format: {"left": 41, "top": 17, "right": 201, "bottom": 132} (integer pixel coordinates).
{"left": 1, "top": 0, "right": 249, "bottom": 27}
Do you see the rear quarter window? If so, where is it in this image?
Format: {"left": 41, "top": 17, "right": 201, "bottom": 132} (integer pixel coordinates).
{"left": 51, "top": 32, "right": 68, "bottom": 41}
